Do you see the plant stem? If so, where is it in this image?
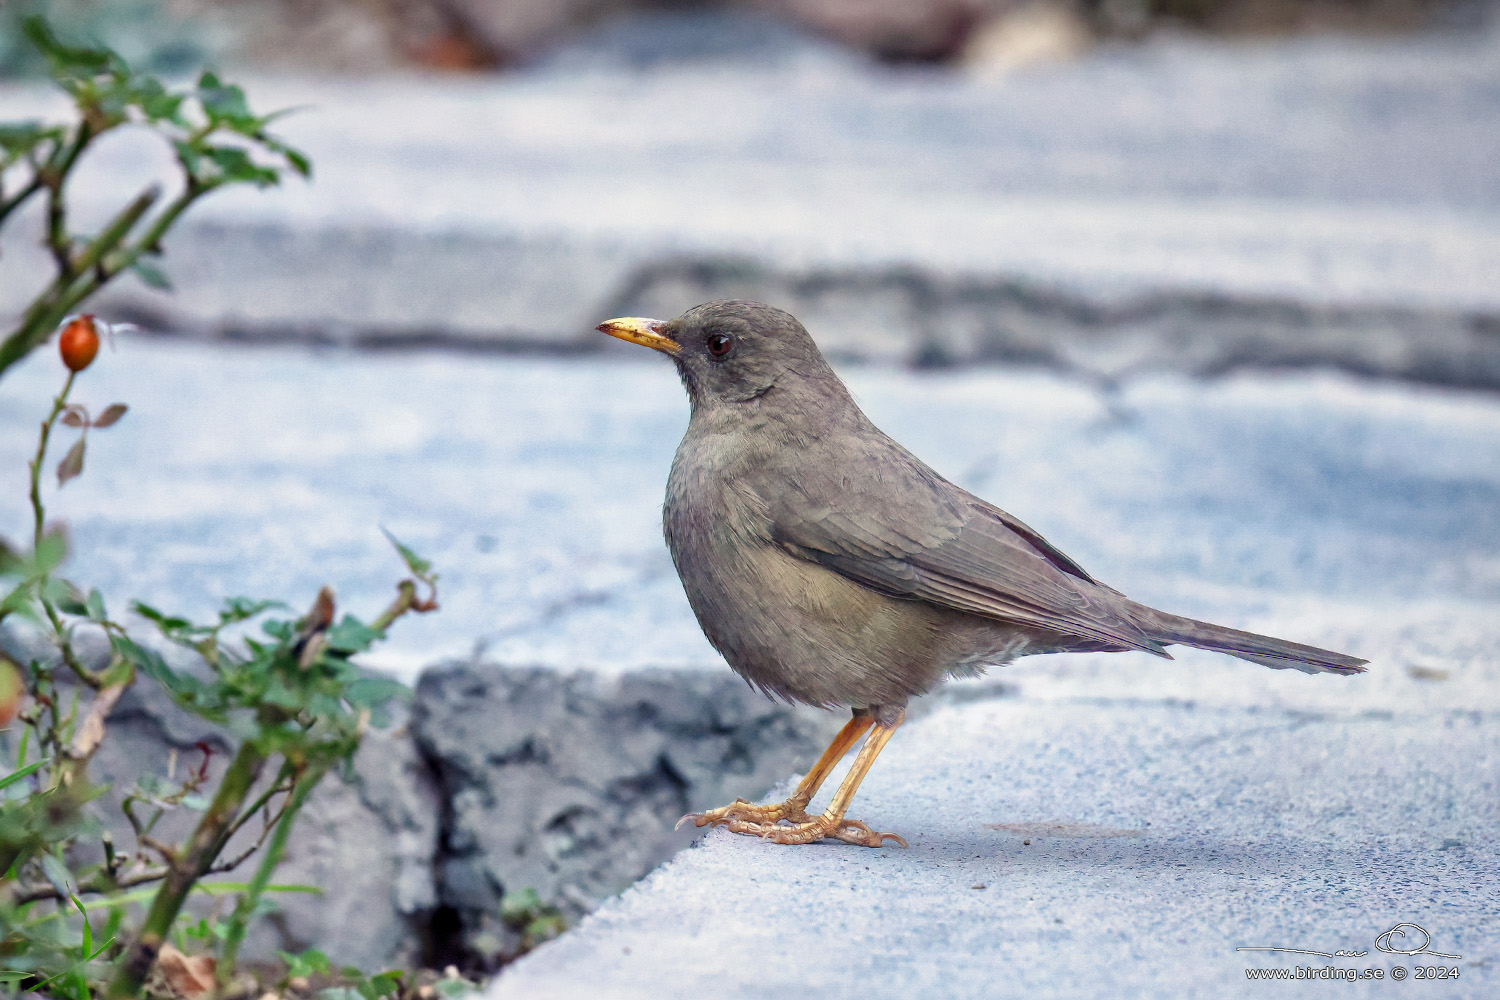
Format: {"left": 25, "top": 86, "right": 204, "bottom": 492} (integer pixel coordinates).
{"left": 372, "top": 580, "right": 417, "bottom": 632}
{"left": 217, "top": 758, "right": 330, "bottom": 984}
{"left": 42, "top": 124, "right": 96, "bottom": 281}
{"left": 25, "top": 369, "right": 106, "bottom": 691}
{"left": 28, "top": 370, "right": 73, "bottom": 548}
{"left": 0, "top": 171, "right": 45, "bottom": 231}
{"left": 105, "top": 741, "right": 267, "bottom": 999}
{"left": 0, "top": 186, "right": 159, "bottom": 380}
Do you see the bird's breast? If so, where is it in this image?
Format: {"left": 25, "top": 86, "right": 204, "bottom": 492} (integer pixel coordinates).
{"left": 662, "top": 438, "right": 968, "bottom": 708}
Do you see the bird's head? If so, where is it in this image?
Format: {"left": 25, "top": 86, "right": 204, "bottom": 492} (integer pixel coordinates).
{"left": 597, "top": 300, "right": 846, "bottom": 414}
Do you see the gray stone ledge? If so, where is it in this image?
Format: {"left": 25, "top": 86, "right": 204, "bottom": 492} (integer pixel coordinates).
{"left": 410, "top": 661, "right": 842, "bottom": 965}
{"left": 0, "top": 650, "right": 847, "bottom": 972}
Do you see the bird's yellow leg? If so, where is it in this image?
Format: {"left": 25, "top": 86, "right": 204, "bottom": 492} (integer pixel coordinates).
{"left": 699, "top": 711, "right": 909, "bottom": 849}
{"left": 679, "top": 712, "right": 873, "bottom": 830}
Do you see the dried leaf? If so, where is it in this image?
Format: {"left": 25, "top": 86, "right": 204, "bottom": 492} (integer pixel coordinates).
{"left": 295, "top": 586, "right": 336, "bottom": 669}
{"left": 68, "top": 682, "right": 125, "bottom": 759}
{"left": 157, "top": 944, "right": 216, "bottom": 1000}
{"left": 60, "top": 408, "right": 87, "bottom": 428}
{"left": 56, "top": 437, "right": 86, "bottom": 485}
{"left": 93, "top": 403, "right": 128, "bottom": 428}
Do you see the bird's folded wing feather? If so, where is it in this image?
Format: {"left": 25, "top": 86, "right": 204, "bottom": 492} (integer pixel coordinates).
{"left": 762, "top": 441, "right": 1167, "bottom": 656}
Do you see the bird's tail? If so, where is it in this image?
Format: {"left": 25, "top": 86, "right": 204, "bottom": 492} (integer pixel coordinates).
{"left": 1132, "top": 606, "right": 1368, "bottom": 676}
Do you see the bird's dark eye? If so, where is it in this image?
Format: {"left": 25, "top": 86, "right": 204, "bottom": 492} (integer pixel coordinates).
{"left": 706, "top": 333, "right": 734, "bottom": 359}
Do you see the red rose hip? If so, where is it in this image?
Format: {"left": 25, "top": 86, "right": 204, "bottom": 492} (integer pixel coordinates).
{"left": 59, "top": 315, "right": 100, "bottom": 372}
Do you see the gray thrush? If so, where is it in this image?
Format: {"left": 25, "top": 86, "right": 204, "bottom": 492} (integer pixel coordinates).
{"left": 598, "top": 299, "right": 1366, "bottom": 849}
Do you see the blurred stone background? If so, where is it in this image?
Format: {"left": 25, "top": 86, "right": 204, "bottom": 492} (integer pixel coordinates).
{"left": 1, "top": 0, "right": 1490, "bottom": 76}
{"left": 2, "top": 0, "right": 1498, "bottom": 987}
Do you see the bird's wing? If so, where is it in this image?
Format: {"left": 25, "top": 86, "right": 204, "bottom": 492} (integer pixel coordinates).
{"left": 763, "top": 440, "right": 1168, "bottom": 656}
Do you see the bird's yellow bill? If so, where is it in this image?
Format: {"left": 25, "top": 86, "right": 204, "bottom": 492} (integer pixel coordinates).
{"left": 597, "top": 317, "right": 679, "bottom": 354}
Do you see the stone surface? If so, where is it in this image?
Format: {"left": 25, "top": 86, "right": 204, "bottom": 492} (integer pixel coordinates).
{"left": 0, "top": 650, "right": 440, "bottom": 972}
{"left": 262, "top": 721, "right": 441, "bottom": 970}
{"left": 3, "top": 339, "right": 1498, "bottom": 688}
{"left": 412, "top": 662, "right": 841, "bottom": 964}
{"left": 3, "top": 333, "right": 1497, "bottom": 985}
{"left": 0, "top": 634, "right": 831, "bottom": 971}
{"left": 495, "top": 696, "right": 1498, "bottom": 999}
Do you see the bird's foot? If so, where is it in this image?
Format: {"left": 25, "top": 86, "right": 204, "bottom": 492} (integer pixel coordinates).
{"left": 721, "top": 813, "right": 908, "bottom": 849}
{"left": 677, "top": 796, "right": 811, "bottom": 831}
{"left": 682, "top": 803, "right": 907, "bottom": 848}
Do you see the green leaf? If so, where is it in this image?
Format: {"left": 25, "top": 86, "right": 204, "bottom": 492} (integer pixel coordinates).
{"left": 173, "top": 139, "right": 201, "bottom": 175}
{"left": 197, "top": 76, "right": 252, "bottom": 126}
{"left": 112, "top": 634, "right": 197, "bottom": 701}
{"left": 33, "top": 529, "right": 68, "bottom": 576}
{"left": 366, "top": 971, "right": 402, "bottom": 997}
{"left": 262, "top": 618, "right": 294, "bottom": 642}
{"left": 131, "top": 601, "right": 196, "bottom": 636}
{"left": 85, "top": 588, "right": 107, "bottom": 621}
{"left": 22, "top": 17, "right": 114, "bottom": 73}
{"left": 380, "top": 527, "right": 433, "bottom": 575}
{"left": 0, "top": 581, "right": 38, "bottom": 622}
{"left": 261, "top": 678, "right": 302, "bottom": 710}
{"left": 0, "top": 759, "right": 49, "bottom": 792}
{"left": 185, "top": 143, "right": 265, "bottom": 186}
{"left": 72, "top": 893, "right": 93, "bottom": 955}
{"left": 324, "top": 616, "right": 383, "bottom": 654}
{"left": 0, "top": 537, "right": 21, "bottom": 576}
{"left": 17, "top": 726, "right": 32, "bottom": 769}
{"left": 306, "top": 692, "right": 347, "bottom": 720}
{"left": 284, "top": 146, "right": 312, "bottom": 178}
{"left": 130, "top": 258, "right": 171, "bottom": 290}
{"left": 196, "top": 881, "right": 322, "bottom": 896}
{"left": 219, "top": 597, "right": 283, "bottom": 625}
{"left": 342, "top": 676, "right": 410, "bottom": 710}
{"left": 0, "top": 120, "right": 62, "bottom": 163}
{"left": 56, "top": 587, "right": 89, "bottom": 616}
{"left": 133, "top": 80, "right": 185, "bottom": 124}
{"left": 499, "top": 887, "right": 543, "bottom": 922}
{"left": 278, "top": 948, "right": 331, "bottom": 978}
{"left": 527, "top": 912, "right": 565, "bottom": 938}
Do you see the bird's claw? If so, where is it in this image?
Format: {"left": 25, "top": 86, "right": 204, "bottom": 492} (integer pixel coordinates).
{"left": 828, "top": 819, "right": 908, "bottom": 849}
{"left": 735, "top": 814, "right": 907, "bottom": 848}
{"left": 704, "top": 812, "right": 907, "bottom": 848}
{"left": 677, "top": 796, "right": 812, "bottom": 831}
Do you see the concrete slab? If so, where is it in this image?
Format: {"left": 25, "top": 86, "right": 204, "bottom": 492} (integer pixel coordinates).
{"left": 2, "top": 328, "right": 1495, "bottom": 993}
{"left": 1, "top": 338, "right": 1497, "bottom": 698}
{"left": 493, "top": 697, "right": 1498, "bottom": 999}
{"left": 0, "top": 323, "right": 1494, "bottom": 995}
